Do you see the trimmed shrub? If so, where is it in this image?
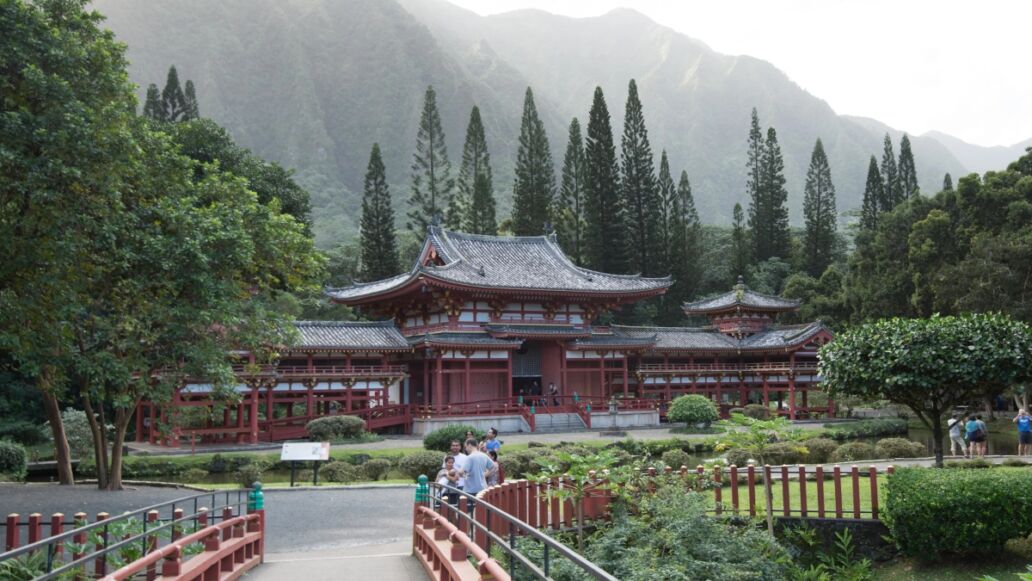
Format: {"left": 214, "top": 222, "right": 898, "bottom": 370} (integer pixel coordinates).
{"left": 305, "top": 415, "right": 366, "bottom": 441}
{"left": 801, "top": 438, "right": 838, "bottom": 464}
{"left": 668, "top": 395, "right": 719, "bottom": 425}
{"left": 875, "top": 438, "right": 926, "bottom": 459}
{"left": 829, "top": 442, "right": 877, "bottom": 463}
{"left": 399, "top": 450, "right": 445, "bottom": 481}
{"left": 661, "top": 449, "right": 692, "bottom": 470}
{"left": 1003, "top": 458, "right": 1030, "bottom": 467}
{"left": 0, "top": 421, "right": 48, "bottom": 445}
{"left": 1005, "top": 534, "right": 1032, "bottom": 560}
{"left": 743, "top": 404, "right": 771, "bottom": 420}
{"left": 725, "top": 447, "right": 754, "bottom": 468}
{"left": 422, "top": 425, "right": 484, "bottom": 452}
{"left": 234, "top": 461, "right": 269, "bottom": 488}
{"left": 360, "top": 458, "right": 392, "bottom": 481}
{"left": 0, "top": 441, "right": 28, "bottom": 481}
{"left": 181, "top": 468, "right": 209, "bottom": 483}
{"left": 824, "top": 418, "right": 908, "bottom": 441}
{"left": 944, "top": 458, "right": 992, "bottom": 469}
{"left": 321, "top": 461, "right": 359, "bottom": 483}
{"left": 885, "top": 467, "right": 1032, "bottom": 557}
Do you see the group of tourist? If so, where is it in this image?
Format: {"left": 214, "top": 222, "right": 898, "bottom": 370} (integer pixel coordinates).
{"left": 947, "top": 409, "right": 1032, "bottom": 458}
{"left": 435, "top": 428, "right": 504, "bottom": 505}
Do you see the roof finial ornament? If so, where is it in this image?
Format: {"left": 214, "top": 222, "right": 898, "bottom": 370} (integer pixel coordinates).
{"left": 430, "top": 212, "right": 444, "bottom": 228}
{"left": 736, "top": 274, "right": 745, "bottom": 286}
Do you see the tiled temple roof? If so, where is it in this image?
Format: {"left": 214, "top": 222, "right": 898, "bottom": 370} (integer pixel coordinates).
{"left": 682, "top": 277, "right": 801, "bottom": 315}
{"left": 408, "top": 332, "right": 524, "bottom": 350}
{"left": 292, "top": 320, "right": 411, "bottom": 351}
{"left": 569, "top": 331, "right": 657, "bottom": 350}
{"left": 327, "top": 226, "right": 671, "bottom": 302}
{"left": 484, "top": 323, "right": 591, "bottom": 338}
{"left": 611, "top": 322, "right": 828, "bottom": 353}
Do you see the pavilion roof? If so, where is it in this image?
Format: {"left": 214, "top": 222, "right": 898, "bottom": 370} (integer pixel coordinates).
{"left": 611, "top": 322, "right": 829, "bottom": 353}
{"left": 484, "top": 323, "right": 591, "bottom": 339}
{"left": 682, "top": 277, "right": 801, "bottom": 315}
{"left": 327, "top": 226, "right": 671, "bottom": 303}
{"left": 291, "top": 320, "right": 411, "bottom": 352}
{"left": 408, "top": 332, "right": 524, "bottom": 350}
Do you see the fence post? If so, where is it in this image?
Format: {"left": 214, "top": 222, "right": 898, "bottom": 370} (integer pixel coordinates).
{"left": 851, "top": 465, "right": 861, "bottom": 519}
{"left": 50, "top": 513, "right": 64, "bottom": 555}
{"left": 869, "top": 466, "right": 879, "bottom": 520}
{"left": 815, "top": 466, "right": 825, "bottom": 518}
{"left": 780, "top": 466, "right": 790, "bottom": 517}
{"left": 729, "top": 466, "right": 739, "bottom": 515}
{"left": 5, "top": 513, "right": 19, "bottom": 551}
{"left": 72, "top": 513, "right": 87, "bottom": 581}
{"left": 747, "top": 463, "right": 757, "bottom": 517}
{"left": 798, "top": 466, "right": 808, "bottom": 518}
{"left": 28, "top": 513, "right": 42, "bottom": 546}
{"left": 832, "top": 466, "right": 843, "bottom": 519}
{"left": 713, "top": 465, "right": 722, "bottom": 515}
{"left": 146, "top": 510, "right": 159, "bottom": 581}
{"left": 94, "top": 512, "right": 109, "bottom": 578}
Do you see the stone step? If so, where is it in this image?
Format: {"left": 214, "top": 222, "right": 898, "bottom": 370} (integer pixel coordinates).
{"left": 533, "top": 413, "right": 586, "bottom": 432}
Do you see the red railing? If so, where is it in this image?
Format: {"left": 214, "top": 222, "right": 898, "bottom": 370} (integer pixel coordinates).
{"left": 412, "top": 505, "right": 509, "bottom": 581}
{"left": 636, "top": 362, "right": 820, "bottom": 374}
{"left": 230, "top": 364, "right": 408, "bottom": 377}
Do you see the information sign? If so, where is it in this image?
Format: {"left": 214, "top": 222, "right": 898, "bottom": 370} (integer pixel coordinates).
{"left": 280, "top": 442, "right": 330, "bottom": 462}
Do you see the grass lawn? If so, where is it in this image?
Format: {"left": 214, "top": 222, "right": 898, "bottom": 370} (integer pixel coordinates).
{"left": 715, "top": 477, "right": 885, "bottom": 517}
{"left": 875, "top": 555, "right": 1029, "bottom": 580}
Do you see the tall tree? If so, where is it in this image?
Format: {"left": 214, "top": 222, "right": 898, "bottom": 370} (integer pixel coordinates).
{"left": 468, "top": 171, "right": 496, "bottom": 235}
{"left": 182, "top": 79, "right": 199, "bottom": 121}
{"left": 860, "top": 156, "right": 883, "bottom": 231}
{"left": 745, "top": 108, "right": 765, "bottom": 267}
{"left": 898, "top": 134, "right": 918, "bottom": 199}
{"left": 731, "top": 203, "right": 750, "bottom": 278}
{"left": 142, "top": 83, "right": 165, "bottom": 121}
{"left": 511, "top": 87, "right": 555, "bottom": 235}
{"left": 880, "top": 133, "right": 901, "bottom": 211}
{"left": 620, "top": 80, "right": 663, "bottom": 276}
{"left": 556, "top": 117, "right": 587, "bottom": 264}
{"left": 407, "top": 86, "right": 453, "bottom": 233}
{"left": 450, "top": 106, "right": 493, "bottom": 231}
{"left": 161, "top": 65, "right": 186, "bottom": 121}
{"left": 758, "top": 127, "right": 791, "bottom": 260}
{"left": 583, "top": 87, "right": 628, "bottom": 273}
{"left": 360, "top": 143, "right": 400, "bottom": 280}
{"left": 666, "top": 170, "right": 701, "bottom": 316}
{"left": 802, "top": 138, "right": 837, "bottom": 277}
{"left": 656, "top": 150, "right": 676, "bottom": 272}
{"left": 942, "top": 172, "right": 953, "bottom": 191}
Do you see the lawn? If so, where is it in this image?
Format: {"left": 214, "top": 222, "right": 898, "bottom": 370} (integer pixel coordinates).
{"left": 713, "top": 477, "right": 885, "bottom": 517}
{"left": 875, "top": 555, "right": 1029, "bottom": 580}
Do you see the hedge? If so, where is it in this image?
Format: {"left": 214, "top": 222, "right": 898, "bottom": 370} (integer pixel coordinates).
{"left": 885, "top": 467, "right": 1032, "bottom": 557}
{"left": 360, "top": 458, "right": 392, "bottom": 481}
{"left": 0, "top": 441, "right": 28, "bottom": 481}
{"left": 399, "top": 450, "right": 445, "bottom": 481}
{"left": 800, "top": 438, "right": 838, "bottom": 464}
{"left": 875, "top": 437, "right": 926, "bottom": 459}
{"left": 0, "top": 421, "right": 48, "bottom": 445}
{"left": 422, "top": 425, "right": 484, "bottom": 452}
{"left": 321, "top": 461, "right": 359, "bottom": 483}
{"left": 828, "top": 442, "right": 877, "bottom": 463}
{"left": 305, "top": 415, "right": 366, "bottom": 441}
{"left": 824, "top": 418, "right": 907, "bottom": 440}
{"left": 667, "top": 395, "right": 719, "bottom": 425}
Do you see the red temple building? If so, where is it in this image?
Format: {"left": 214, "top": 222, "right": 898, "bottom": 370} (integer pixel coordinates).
{"left": 137, "top": 227, "right": 833, "bottom": 446}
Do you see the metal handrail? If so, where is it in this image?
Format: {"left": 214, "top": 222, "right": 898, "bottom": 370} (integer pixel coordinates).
{"left": 426, "top": 482, "right": 616, "bottom": 581}
{"left": 0, "top": 489, "right": 250, "bottom": 579}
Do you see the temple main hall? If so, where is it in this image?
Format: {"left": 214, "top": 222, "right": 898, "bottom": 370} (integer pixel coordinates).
{"left": 138, "top": 226, "right": 833, "bottom": 444}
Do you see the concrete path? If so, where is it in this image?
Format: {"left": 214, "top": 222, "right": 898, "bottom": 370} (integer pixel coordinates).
{"left": 247, "top": 541, "right": 423, "bottom": 580}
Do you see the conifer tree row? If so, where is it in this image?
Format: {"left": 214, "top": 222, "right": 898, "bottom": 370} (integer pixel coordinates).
{"left": 583, "top": 87, "right": 628, "bottom": 273}
{"left": 657, "top": 151, "right": 676, "bottom": 272}
{"left": 408, "top": 86, "right": 453, "bottom": 233}
{"left": 758, "top": 127, "right": 791, "bottom": 260}
{"left": 452, "top": 106, "right": 495, "bottom": 234}
{"left": 942, "top": 172, "right": 953, "bottom": 191}
{"left": 556, "top": 117, "right": 587, "bottom": 264}
{"left": 510, "top": 87, "right": 555, "bottom": 235}
{"left": 860, "top": 156, "right": 883, "bottom": 231}
{"left": 620, "top": 80, "right": 663, "bottom": 276}
{"left": 360, "top": 143, "right": 400, "bottom": 280}
{"left": 802, "top": 138, "right": 837, "bottom": 277}
{"left": 142, "top": 65, "right": 199, "bottom": 122}
{"left": 665, "top": 168, "right": 701, "bottom": 317}
{"left": 898, "top": 134, "right": 919, "bottom": 199}
{"left": 880, "top": 134, "right": 901, "bottom": 211}
{"left": 731, "top": 202, "right": 750, "bottom": 278}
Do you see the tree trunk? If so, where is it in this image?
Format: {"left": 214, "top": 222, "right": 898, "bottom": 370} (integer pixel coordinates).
{"left": 931, "top": 415, "right": 945, "bottom": 468}
{"left": 575, "top": 496, "right": 584, "bottom": 553}
{"left": 82, "top": 395, "right": 109, "bottom": 490}
{"left": 40, "top": 373, "right": 74, "bottom": 485}
{"left": 763, "top": 473, "right": 775, "bottom": 537}
{"left": 106, "top": 408, "right": 131, "bottom": 491}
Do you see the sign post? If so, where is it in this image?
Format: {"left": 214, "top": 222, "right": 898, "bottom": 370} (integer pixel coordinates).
{"left": 280, "top": 442, "right": 330, "bottom": 487}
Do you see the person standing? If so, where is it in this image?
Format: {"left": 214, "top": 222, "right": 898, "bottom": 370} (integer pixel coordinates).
{"left": 948, "top": 413, "right": 968, "bottom": 458}
{"left": 462, "top": 438, "right": 495, "bottom": 497}
{"left": 1015, "top": 409, "right": 1032, "bottom": 456}
{"left": 487, "top": 450, "right": 503, "bottom": 486}
{"left": 443, "top": 439, "right": 468, "bottom": 489}
{"left": 548, "top": 382, "right": 560, "bottom": 406}
{"left": 484, "top": 427, "right": 501, "bottom": 453}
{"left": 975, "top": 414, "right": 989, "bottom": 457}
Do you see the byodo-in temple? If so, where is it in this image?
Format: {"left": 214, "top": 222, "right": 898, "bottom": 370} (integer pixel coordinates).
{"left": 137, "top": 226, "right": 834, "bottom": 446}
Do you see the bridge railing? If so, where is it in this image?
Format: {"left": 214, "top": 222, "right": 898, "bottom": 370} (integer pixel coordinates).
{"left": 0, "top": 488, "right": 264, "bottom": 580}
{"left": 413, "top": 479, "right": 617, "bottom": 581}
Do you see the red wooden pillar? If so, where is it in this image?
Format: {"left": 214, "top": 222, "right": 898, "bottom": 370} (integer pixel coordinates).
{"left": 788, "top": 352, "right": 797, "bottom": 420}
{"left": 622, "top": 354, "right": 629, "bottom": 396}
{"left": 559, "top": 347, "right": 567, "bottom": 395}
{"left": 249, "top": 386, "right": 259, "bottom": 444}
{"left": 762, "top": 374, "right": 770, "bottom": 407}
{"left": 422, "top": 357, "right": 430, "bottom": 406}
{"left": 464, "top": 356, "right": 471, "bottom": 403}
{"left": 434, "top": 353, "right": 444, "bottom": 406}
{"left": 148, "top": 403, "right": 157, "bottom": 444}
{"left": 307, "top": 353, "right": 314, "bottom": 372}
{"left": 135, "top": 403, "right": 144, "bottom": 443}
{"left": 598, "top": 354, "right": 605, "bottom": 399}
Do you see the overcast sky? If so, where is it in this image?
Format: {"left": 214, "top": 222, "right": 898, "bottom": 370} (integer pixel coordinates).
{"left": 448, "top": 0, "right": 1030, "bottom": 147}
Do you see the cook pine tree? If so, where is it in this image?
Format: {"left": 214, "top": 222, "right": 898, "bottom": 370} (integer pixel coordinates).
{"left": 744, "top": 108, "right": 764, "bottom": 270}
{"left": 452, "top": 105, "right": 495, "bottom": 234}
{"left": 802, "top": 138, "right": 837, "bottom": 277}
{"left": 666, "top": 169, "right": 701, "bottom": 317}
{"left": 620, "top": 79, "right": 663, "bottom": 276}
{"left": 757, "top": 127, "right": 791, "bottom": 261}
{"left": 880, "top": 134, "right": 901, "bottom": 211}
{"left": 510, "top": 87, "right": 555, "bottom": 236}
{"left": 360, "top": 143, "right": 400, "bottom": 280}
{"left": 860, "top": 156, "right": 883, "bottom": 231}
{"left": 898, "top": 134, "right": 918, "bottom": 199}
{"left": 731, "top": 202, "right": 750, "bottom": 279}
{"left": 583, "top": 87, "right": 628, "bottom": 273}
{"left": 656, "top": 150, "right": 676, "bottom": 272}
{"left": 408, "top": 86, "right": 453, "bottom": 233}
{"left": 556, "top": 117, "right": 587, "bottom": 264}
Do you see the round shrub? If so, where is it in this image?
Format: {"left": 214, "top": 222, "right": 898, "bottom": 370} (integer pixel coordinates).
{"left": 0, "top": 441, "right": 28, "bottom": 481}
{"left": 422, "top": 425, "right": 484, "bottom": 452}
{"left": 762, "top": 442, "right": 806, "bottom": 466}
{"left": 829, "top": 442, "right": 877, "bottom": 463}
{"left": 321, "top": 461, "right": 359, "bottom": 483}
{"left": 725, "top": 447, "right": 754, "bottom": 467}
{"left": 360, "top": 458, "right": 392, "bottom": 481}
{"left": 743, "top": 404, "right": 771, "bottom": 420}
{"left": 661, "top": 449, "right": 692, "bottom": 470}
{"left": 875, "top": 437, "right": 926, "bottom": 459}
{"left": 305, "top": 415, "right": 366, "bottom": 441}
{"left": 234, "top": 460, "right": 269, "bottom": 488}
{"left": 667, "top": 395, "right": 719, "bottom": 425}
{"left": 1003, "top": 458, "right": 1030, "bottom": 467}
{"left": 398, "top": 450, "right": 445, "bottom": 481}
{"left": 181, "top": 468, "right": 209, "bottom": 483}
{"left": 801, "top": 438, "right": 838, "bottom": 464}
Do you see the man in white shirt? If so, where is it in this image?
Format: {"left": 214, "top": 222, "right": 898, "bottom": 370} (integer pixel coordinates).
{"left": 442, "top": 439, "right": 467, "bottom": 489}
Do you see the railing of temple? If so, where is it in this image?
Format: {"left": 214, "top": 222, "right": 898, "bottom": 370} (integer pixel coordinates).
{"left": 413, "top": 479, "right": 617, "bottom": 581}
{"left": 230, "top": 364, "right": 408, "bottom": 377}
{"left": 0, "top": 488, "right": 265, "bottom": 580}
{"left": 261, "top": 403, "right": 412, "bottom": 440}
{"left": 414, "top": 396, "right": 658, "bottom": 419}
{"left": 636, "top": 362, "right": 821, "bottom": 373}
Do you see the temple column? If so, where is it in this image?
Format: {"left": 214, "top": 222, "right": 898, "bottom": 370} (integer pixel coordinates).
{"left": 148, "top": 403, "right": 157, "bottom": 444}
{"left": 788, "top": 352, "right": 797, "bottom": 420}
{"left": 464, "top": 356, "right": 471, "bottom": 403}
{"left": 307, "top": 353, "right": 314, "bottom": 372}
{"left": 622, "top": 354, "right": 629, "bottom": 397}
{"left": 506, "top": 351, "right": 513, "bottom": 398}
{"left": 249, "top": 385, "right": 259, "bottom": 444}
{"left": 598, "top": 354, "right": 606, "bottom": 399}
{"left": 763, "top": 375, "right": 770, "bottom": 407}
{"left": 423, "top": 358, "right": 430, "bottom": 405}
{"left": 135, "top": 402, "right": 144, "bottom": 443}
{"left": 434, "top": 353, "right": 444, "bottom": 406}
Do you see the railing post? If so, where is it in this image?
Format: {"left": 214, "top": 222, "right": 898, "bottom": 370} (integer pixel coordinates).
{"left": 798, "top": 465, "right": 808, "bottom": 518}
{"left": 729, "top": 466, "right": 739, "bottom": 515}
{"left": 49, "top": 513, "right": 64, "bottom": 555}
{"left": 713, "top": 465, "right": 723, "bottom": 514}
{"left": 71, "top": 513, "right": 87, "bottom": 581}
{"left": 162, "top": 546, "right": 182, "bottom": 577}
{"left": 815, "top": 466, "right": 825, "bottom": 518}
{"left": 94, "top": 512, "right": 109, "bottom": 577}
{"left": 247, "top": 482, "right": 266, "bottom": 562}
{"left": 6, "top": 513, "right": 19, "bottom": 551}
{"left": 27, "top": 513, "right": 42, "bottom": 546}
{"left": 171, "top": 508, "right": 185, "bottom": 542}
{"left": 146, "top": 509, "right": 159, "bottom": 581}
{"left": 869, "top": 466, "right": 879, "bottom": 520}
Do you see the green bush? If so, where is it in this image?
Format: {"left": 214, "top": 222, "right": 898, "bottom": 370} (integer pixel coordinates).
{"left": 398, "top": 450, "right": 444, "bottom": 481}
{"left": 661, "top": 449, "right": 692, "bottom": 470}
{"left": 801, "top": 438, "right": 838, "bottom": 464}
{"left": 824, "top": 418, "right": 907, "bottom": 441}
{"left": 1005, "top": 534, "right": 1032, "bottom": 560}
{"left": 725, "top": 447, "right": 755, "bottom": 467}
{"left": 360, "top": 458, "right": 392, "bottom": 481}
{"left": 1003, "top": 459, "right": 1030, "bottom": 467}
{"left": 305, "top": 415, "right": 366, "bottom": 441}
{"left": 875, "top": 438, "right": 926, "bottom": 459}
{"left": 234, "top": 461, "right": 269, "bottom": 488}
{"left": 0, "top": 441, "right": 28, "bottom": 481}
{"left": 181, "top": 468, "right": 209, "bottom": 482}
{"left": 944, "top": 458, "right": 992, "bottom": 469}
{"left": 885, "top": 467, "right": 1032, "bottom": 557}
{"left": 0, "top": 420, "right": 48, "bottom": 445}
{"left": 829, "top": 442, "right": 877, "bottom": 463}
{"left": 321, "top": 461, "right": 359, "bottom": 483}
{"left": 667, "top": 395, "right": 719, "bottom": 425}
{"left": 743, "top": 404, "right": 771, "bottom": 420}
{"left": 422, "top": 425, "right": 483, "bottom": 452}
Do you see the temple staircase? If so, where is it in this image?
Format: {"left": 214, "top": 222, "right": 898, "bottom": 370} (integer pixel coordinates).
{"left": 533, "top": 412, "right": 586, "bottom": 432}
